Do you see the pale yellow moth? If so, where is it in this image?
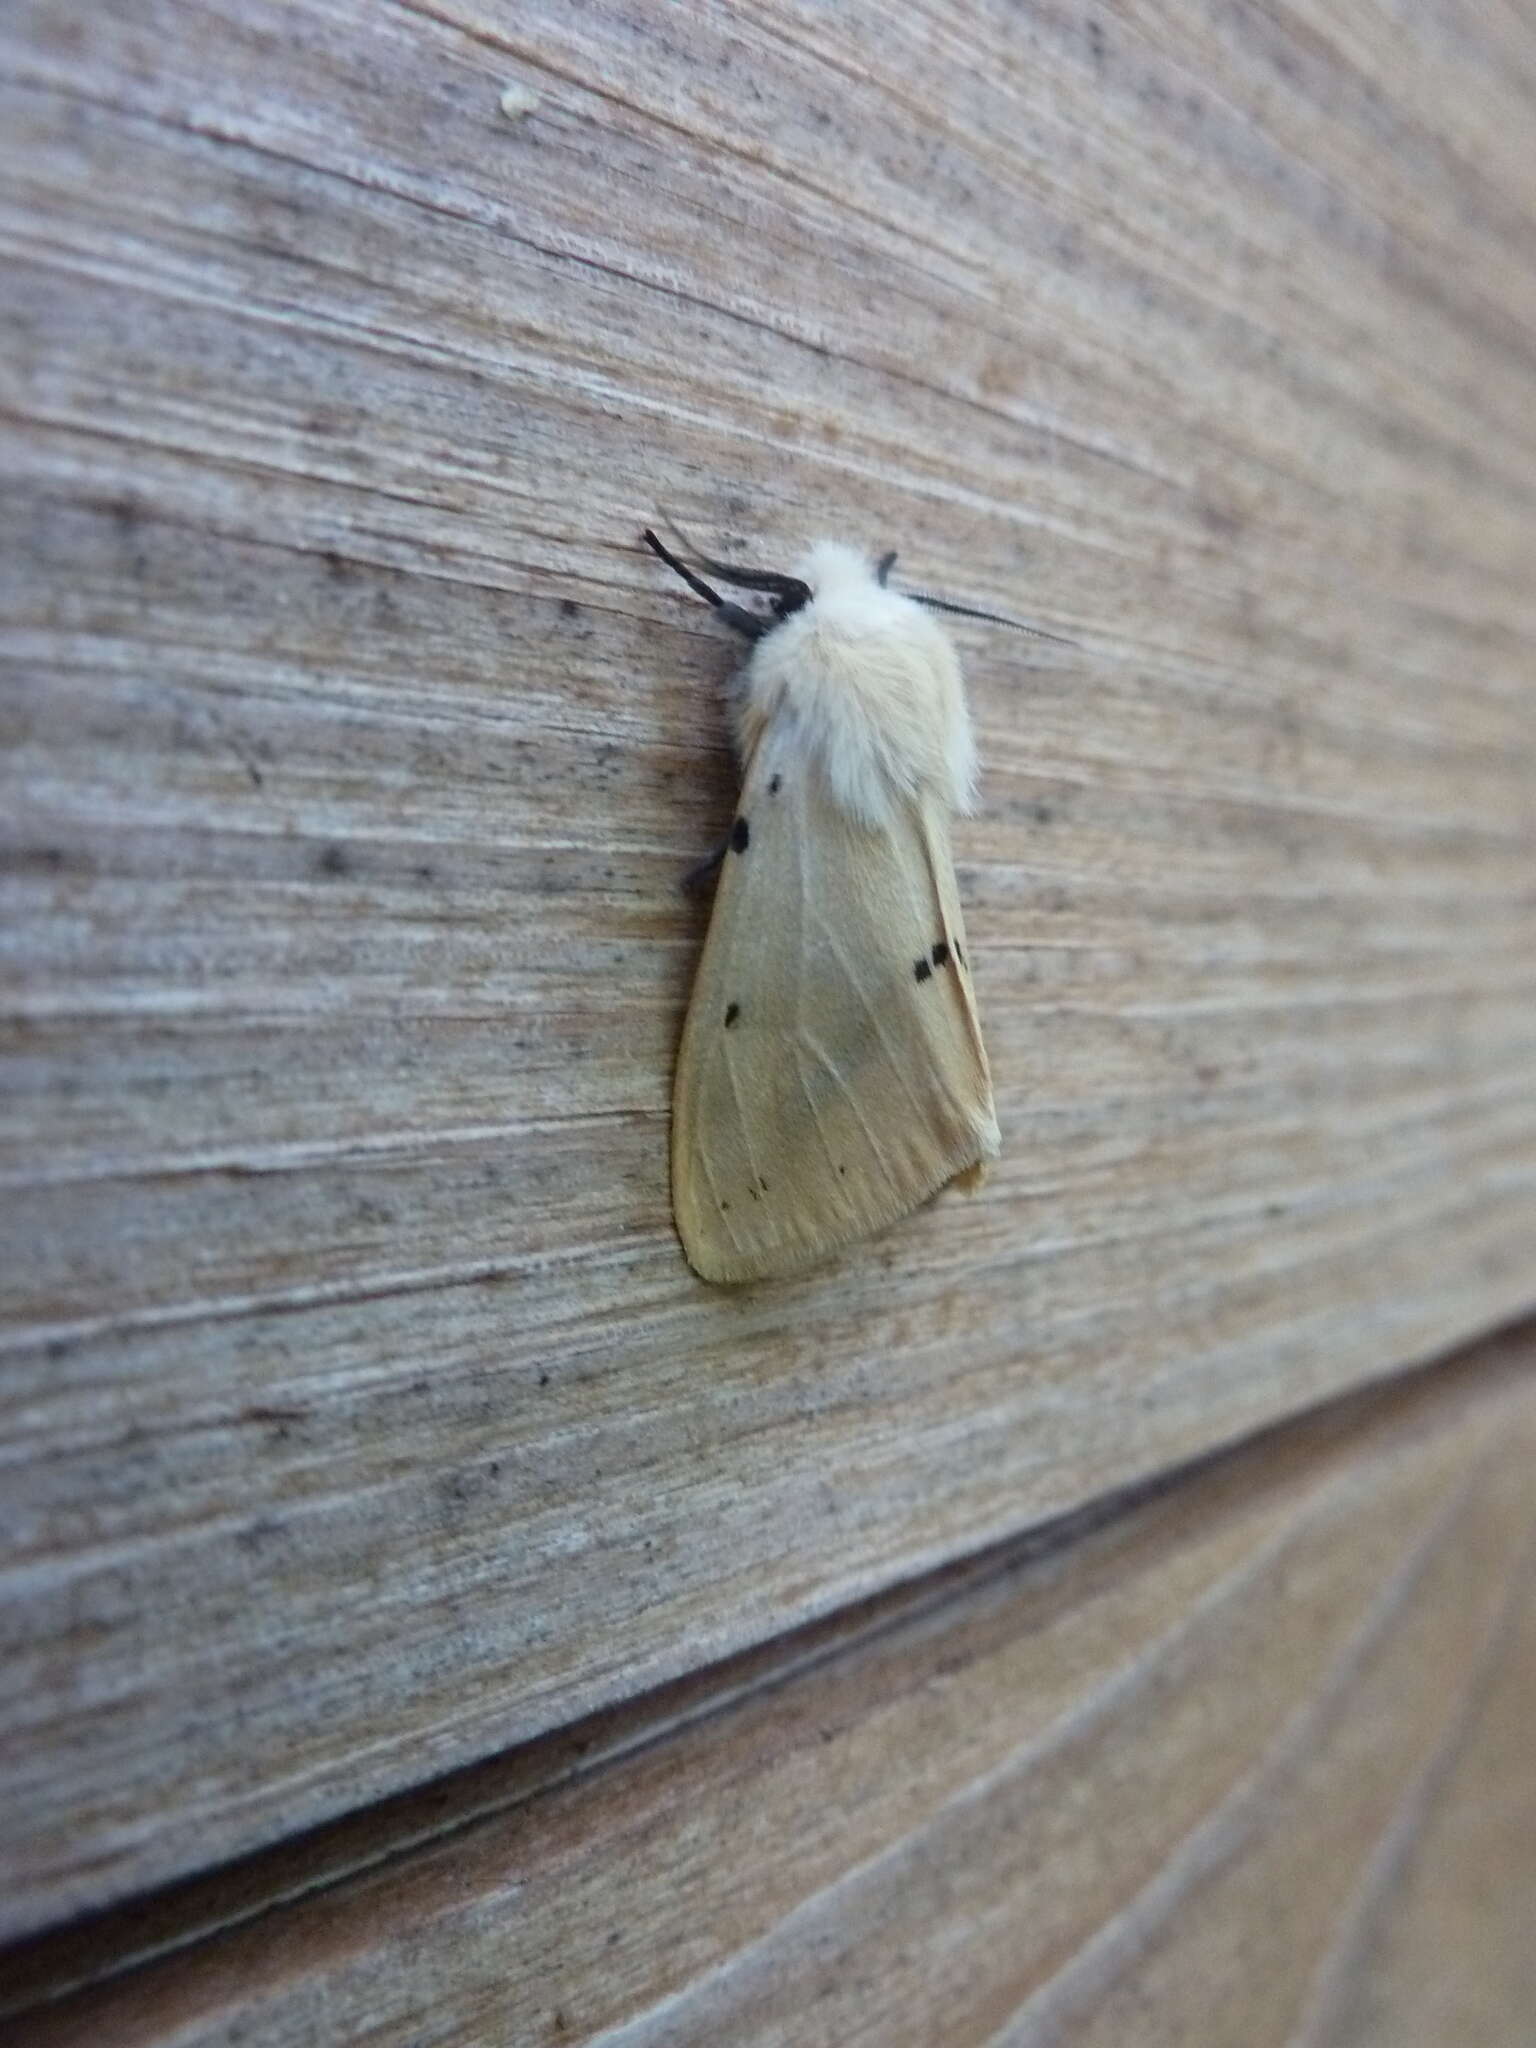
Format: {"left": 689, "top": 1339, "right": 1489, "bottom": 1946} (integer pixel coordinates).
{"left": 647, "top": 527, "right": 1006, "bottom": 1284}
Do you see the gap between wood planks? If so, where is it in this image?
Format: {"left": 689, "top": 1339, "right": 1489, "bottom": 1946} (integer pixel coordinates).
{"left": 5, "top": 1305, "right": 1535, "bottom": 2023}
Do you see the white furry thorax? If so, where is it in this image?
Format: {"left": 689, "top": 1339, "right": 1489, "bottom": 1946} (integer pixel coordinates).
{"left": 733, "top": 542, "right": 978, "bottom": 829}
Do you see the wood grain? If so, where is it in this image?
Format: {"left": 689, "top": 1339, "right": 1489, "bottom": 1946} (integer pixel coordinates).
{"left": 3, "top": 0, "right": 1536, "bottom": 1936}
{"left": 7, "top": 1326, "right": 1534, "bottom": 2045}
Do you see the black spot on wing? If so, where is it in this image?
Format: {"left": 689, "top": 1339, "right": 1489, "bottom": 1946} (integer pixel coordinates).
{"left": 769, "top": 774, "right": 781, "bottom": 794}
{"left": 954, "top": 940, "right": 966, "bottom": 968}
{"left": 731, "top": 816, "right": 750, "bottom": 853}
{"left": 724, "top": 1002, "right": 740, "bottom": 1027}
{"left": 914, "top": 957, "right": 932, "bottom": 983}
{"left": 931, "top": 940, "right": 951, "bottom": 969}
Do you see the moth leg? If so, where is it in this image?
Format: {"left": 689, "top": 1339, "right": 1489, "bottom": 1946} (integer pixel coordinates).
{"left": 876, "top": 549, "right": 898, "bottom": 585}
{"left": 681, "top": 839, "right": 728, "bottom": 893}
{"left": 716, "top": 601, "right": 767, "bottom": 640}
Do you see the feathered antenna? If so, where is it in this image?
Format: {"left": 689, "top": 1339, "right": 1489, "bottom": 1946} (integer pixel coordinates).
{"left": 903, "top": 590, "right": 1076, "bottom": 643}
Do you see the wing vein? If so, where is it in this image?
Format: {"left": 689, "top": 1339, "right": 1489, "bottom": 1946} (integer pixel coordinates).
{"left": 721, "top": 1041, "right": 765, "bottom": 1198}
{"left": 791, "top": 807, "right": 850, "bottom": 1194}
{"left": 810, "top": 908, "right": 933, "bottom": 1129}
{"left": 793, "top": 1042, "right": 851, "bottom": 1193}
{"left": 801, "top": 1032, "right": 892, "bottom": 1174}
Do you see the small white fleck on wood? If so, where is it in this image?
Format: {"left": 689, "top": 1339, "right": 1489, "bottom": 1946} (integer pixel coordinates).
{"left": 498, "top": 81, "right": 539, "bottom": 122}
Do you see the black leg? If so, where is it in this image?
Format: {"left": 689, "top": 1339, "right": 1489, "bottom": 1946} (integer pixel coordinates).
{"left": 876, "top": 550, "right": 898, "bottom": 585}
{"left": 643, "top": 528, "right": 724, "bottom": 607}
{"left": 681, "top": 838, "right": 728, "bottom": 892}
{"left": 716, "top": 601, "right": 768, "bottom": 641}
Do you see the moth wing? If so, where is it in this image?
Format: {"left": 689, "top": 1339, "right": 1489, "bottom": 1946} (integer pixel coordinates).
{"left": 671, "top": 741, "right": 998, "bottom": 1283}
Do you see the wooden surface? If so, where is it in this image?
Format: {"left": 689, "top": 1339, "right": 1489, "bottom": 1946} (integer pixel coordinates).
{"left": 8, "top": 1326, "right": 1535, "bottom": 2044}
{"left": 3, "top": 0, "right": 1536, "bottom": 1983}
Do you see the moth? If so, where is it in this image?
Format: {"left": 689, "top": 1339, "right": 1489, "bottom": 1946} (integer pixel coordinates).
{"left": 648, "top": 526, "right": 1013, "bottom": 1284}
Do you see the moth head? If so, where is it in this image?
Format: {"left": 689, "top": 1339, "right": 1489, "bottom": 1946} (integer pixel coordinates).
{"left": 794, "top": 541, "right": 885, "bottom": 606}
{"left": 644, "top": 523, "right": 892, "bottom": 629}
{"left": 643, "top": 524, "right": 1073, "bottom": 644}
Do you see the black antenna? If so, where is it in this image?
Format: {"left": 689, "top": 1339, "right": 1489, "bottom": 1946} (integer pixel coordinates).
{"left": 680, "top": 554, "right": 812, "bottom": 604}
{"left": 907, "top": 591, "right": 1077, "bottom": 645}
{"left": 642, "top": 528, "right": 725, "bottom": 608}
{"left": 641, "top": 530, "right": 768, "bottom": 640}
{"left": 654, "top": 509, "right": 811, "bottom": 607}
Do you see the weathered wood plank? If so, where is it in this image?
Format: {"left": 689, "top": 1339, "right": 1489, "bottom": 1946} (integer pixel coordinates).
{"left": 1307, "top": 1466, "right": 1536, "bottom": 2048}
{"left": 4, "top": 0, "right": 1536, "bottom": 1934}
{"left": 6, "top": 1328, "right": 1533, "bottom": 2045}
